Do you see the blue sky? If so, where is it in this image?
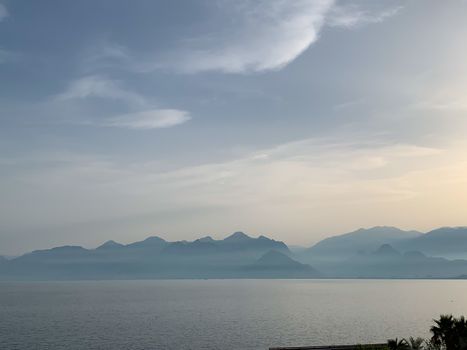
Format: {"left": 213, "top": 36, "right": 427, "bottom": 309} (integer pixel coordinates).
{"left": 1, "top": 0, "right": 467, "bottom": 255}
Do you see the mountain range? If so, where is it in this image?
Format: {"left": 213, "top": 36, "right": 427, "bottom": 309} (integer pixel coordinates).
{"left": 0, "top": 232, "right": 319, "bottom": 280}
{"left": 1, "top": 226, "right": 467, "bottom": 280}
{"left": 303, "top": 226, "right": 422, "bottom": 261}
{"left": 301, "top": 226, "right": 467, "bottom": 260}
{"left": 297, "top": 226, "right": 467, "bottom": 278}
{"left": 393, "top": 227, "right": 467, "bottom": 259}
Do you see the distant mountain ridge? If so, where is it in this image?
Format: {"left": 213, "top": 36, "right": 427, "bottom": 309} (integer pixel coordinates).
{"left": 308, "top": 226, "right": 467, "bottom": 259}
{"left": 302, "top": 225, "right": 467, "bottom": 261}
{"left": 96, "top": 240, "right": 124, "bottom": 250}
{"left": 303, "top": 226, "right": 421, "bottom": 260}
{"left": 161, "top": 232, "right": 290, "bottom": 256}
{"left": 298, "top": 226, "right": 467, "bottom": 278}
{"left": 0, "top": 232, "right": 296, "bottom": 280}
{"left": 393, "top": 227, "right": 467, "bottom": 258}
{"left": 338, "top": 243, "right": 467, "bottom": 278}
{"left": 2, "top": 226, "right": 467, "bottom": 280}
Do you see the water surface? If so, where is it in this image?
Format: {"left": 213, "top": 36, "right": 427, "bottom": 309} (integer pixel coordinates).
{"left": 1, "top": 279, "right": 467, "bottom": 350}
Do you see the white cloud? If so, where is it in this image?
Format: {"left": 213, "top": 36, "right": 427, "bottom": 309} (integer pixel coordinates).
{"left": 54, "top": 76, "right": 191, "bottom": 130}
{"left": 57, "top": 75, "right": 146, "bottom": 107}
{"left": 146, "top": 0, "right": 335, "bottom": 73}
{"left": 0, "top": 3, "right": 8, "bottom": 22}
{"left": 82, "top": 40, "right": 131, "bottom": 72}
{"left": 134, "top": 0, "right": 402, "bottom": 74}
{"left": 327, "top": 5, "right": 402, "bottom": 28}
{"left": 104, "top": 109, "right": 191, "bottom": 130}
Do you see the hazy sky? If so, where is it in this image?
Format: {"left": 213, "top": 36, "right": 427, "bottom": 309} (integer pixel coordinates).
{"left": 1, "top": 0, "right": 467, "bottom": 255}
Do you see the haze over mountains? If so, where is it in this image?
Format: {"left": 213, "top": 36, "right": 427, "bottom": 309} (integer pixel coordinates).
{"left": 393, "top": 227, "right": 467, "bottom": 259}
{"left": 1, "top": 227, "right": 467, "bottom": 280}
{"left": 304, "top": 226, "right": 422, "bottom": 261}
{"left": 299, "top": 226, "right": 467, "bottom": 278}
{"left": 0, "top": 232, "right": 318, "bottom": 280}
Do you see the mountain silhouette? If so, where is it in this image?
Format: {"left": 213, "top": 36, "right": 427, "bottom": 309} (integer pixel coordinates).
{"left": 126, "top": 236, "right": 167, "bottom": 249}
{"left": 374, "top": 243, "right": 401, "bottom": 258}
{"left": 196, "top": 236, "right": 215, "bottom": 243}
{"left": 254, "top": 250, "right": 311, "bottom": 268}
{"left": 244, "top": 250, "right": 321, "bottom": 278}
{"left": 2, "top": 226, "right": 467, "bottom": 280}
{"left": 96, "top": 240, "right": 124, "bottom": 250}
{"left": 223, "top": 231, "right": 251, "bottom": 242}
{"left": 394, "top": 227, "right": 467, "bottom": 258}
{"left": 304, "top": 226, "right": 421, "bottom": 260}
{"left": 0, "top": 232, "right": 294, "bottom": 280}
{"left": 335, "top": 244, "right": 467, "bottom": 278}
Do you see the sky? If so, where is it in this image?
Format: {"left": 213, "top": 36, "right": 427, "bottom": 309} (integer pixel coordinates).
{"left": 1, "top": 0, "right": 467, "bottom": 255}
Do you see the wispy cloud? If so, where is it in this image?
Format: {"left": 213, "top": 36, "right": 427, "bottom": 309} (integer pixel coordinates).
{"left": 104, "top": 109, "right": 191, "bottom": 130}
{"left": 54, "top": 75, "right": 190, "bottom": 130}
{"left": 3, "top": 137, "right": 462, "bottom": 247}
{"left": 413, "top": 99, "right": 467, "bottom": 112}
{"left": 412, "top": 88, "right": 467, "bottom": 112}
{"left": 57, "top": 75, "right": 146, "bottom": 108}
{"left": 123, "top": 0, "right": 402, "bottom": 74}
{"left": 327, "top": 5, "right": 402, "bottom": 28}
{"left": 82, "top": 40, "right": 131, "bottom": 72}
{"left": 143, "top": 0, "right": 335, "bottom": 74}
{"left": 333, "top": 98, "right": 366, "bottom": 111}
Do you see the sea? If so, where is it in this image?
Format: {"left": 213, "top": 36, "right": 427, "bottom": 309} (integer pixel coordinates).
{"left": 1, "top": 279, "right": 467, "bottom": 350}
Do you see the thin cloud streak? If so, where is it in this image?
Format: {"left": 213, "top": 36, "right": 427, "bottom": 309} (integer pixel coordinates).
{"left": 1, "top": 138, "right": 455, "bottom": 234}
{"left": 54, "top": 76, "right": 191, "bottom": 130}
{"left": 57, "top": 75, "right": 147, "bottom": 108}
{"left": 3, "top": 137, "right": 467, "bottom": 254}
{"left": 105, "top": 109, "right": 191, "bottom": 130}
{"left": 327, "top": 5, "right": 403, "bottom": 28}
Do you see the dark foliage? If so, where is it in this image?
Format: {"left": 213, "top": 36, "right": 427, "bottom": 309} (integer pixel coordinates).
{"left": 430, "top": 315, "right": 467, "bottom": 350}
{"left": 389, "top": 315, "right": 467, "bottom": 350}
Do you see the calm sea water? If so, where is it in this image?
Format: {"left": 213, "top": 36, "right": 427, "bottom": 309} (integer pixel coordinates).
{"left": 1, "top": 279, "right": 467, "bottom": 350}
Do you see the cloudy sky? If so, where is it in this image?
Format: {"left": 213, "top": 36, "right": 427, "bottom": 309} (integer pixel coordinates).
{"left": 1, "top": 0, "right": 467, "bottom": 255}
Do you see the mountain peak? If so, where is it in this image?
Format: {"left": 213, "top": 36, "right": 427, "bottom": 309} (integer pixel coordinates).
{"left": 224, "top": 231, "right": 251, "bottom": 242}
{"left": 96, "top": 240, "right": 123, "bottom": 250}
{"left": 143, "top": 236, "right": 166, "bottom": 243}
{"left": 356, "top": 226, "right": 416, "bottom": 235}
{"left": 196, "top": 236, "right": 215, "bottom": 243}
{"left": 258, "top": 235, "right": 272, "bottom": 241}
{"left": 426, "top": 226, "right": 467, "bottom": 236}
{"left": 307, "top": 226, "right": 420, "bottom": 259}
{"left": 126, "top": 236, "right": 167, "bottom": 248}
{"left": 374, "top": 244, "right": 400, "bottom": 256}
